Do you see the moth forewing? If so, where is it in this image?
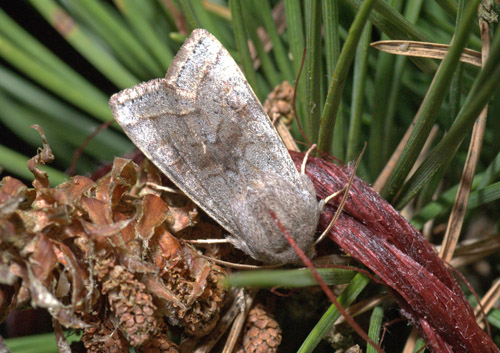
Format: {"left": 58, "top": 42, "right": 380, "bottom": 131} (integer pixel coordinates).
{"left": 110, "top": 29, "right": 321, "bottom": 264}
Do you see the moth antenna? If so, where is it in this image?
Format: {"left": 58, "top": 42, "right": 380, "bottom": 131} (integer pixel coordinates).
{"left": 301, "top": 143, "right": 317, "bottom": 175}
{"left": 194, "top": 252, "right": 282, "bottom": 270}
{"left": 69, "top": 120, "right": 113, "bottom": 176}
{"left": 145, "top": 182, "right": 184, "bottom": 195}
{"left": 315, "top": 143, "right": 366, "bottom": 245}
{"left": 292, "top": 47, "right": 313, "bottom": 145}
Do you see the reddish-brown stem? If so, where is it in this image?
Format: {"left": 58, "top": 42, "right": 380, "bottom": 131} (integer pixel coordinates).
{"left": 290, "top": 151, "right": 499, "bottom": 353}
{"left": 270, "top": 211, "right": 385, "bottom": 353}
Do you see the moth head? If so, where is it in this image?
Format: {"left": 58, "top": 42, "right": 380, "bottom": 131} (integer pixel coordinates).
{"left": 228, "top": 176, "right": 321, "bottom": 264}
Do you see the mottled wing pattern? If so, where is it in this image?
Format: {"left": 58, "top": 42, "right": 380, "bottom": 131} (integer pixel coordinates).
{"left": 109, "top": 29, "right": 305, "bottom": 240}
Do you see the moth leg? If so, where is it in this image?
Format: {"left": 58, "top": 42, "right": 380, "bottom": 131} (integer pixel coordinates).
{"left": 300, "top": 143, "right": 317, "bottom": 175}
{"left": 315, "top": 144, "right": 366, "bottom": 245}
{"left": 323, "top": 186, "right": 348, "bottom": 206}
{"left": 186, "top": 238, "right": 231, "bottom": 244}
{"left": 146, "top": 182, "right": 184, "bottom": 195}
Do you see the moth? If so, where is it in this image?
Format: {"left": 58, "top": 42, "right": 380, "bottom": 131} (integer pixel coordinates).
{"left": 109, "top": 29, "right": 321, "bottom": 264}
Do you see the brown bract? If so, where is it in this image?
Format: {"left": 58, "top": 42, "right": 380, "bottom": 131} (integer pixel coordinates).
{"left": 0, "top": 132, "right": 227, "bottom": 351}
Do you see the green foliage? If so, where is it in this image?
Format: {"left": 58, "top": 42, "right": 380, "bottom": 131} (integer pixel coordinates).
{"left": 0, "top": 1, "right": 499, "bottom": 351}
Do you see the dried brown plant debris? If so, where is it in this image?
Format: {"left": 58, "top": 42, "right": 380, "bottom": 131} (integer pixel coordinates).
{"left": 263, "top": 80, "right": 295, "bottom": 126}
{"left": 241, "top": 303, "right": 282, "bottom": 353}
{"left": 263, "top": 81, "right": 299, "bottom": 152}
{"left": 81, "top": 319, "right": 129, "bottom": 353}
{"left": 0, "top": 128, "right": 227, "bottom": 350}
{"left": 136, "top": 320, "right": 180, "bottom": 353}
